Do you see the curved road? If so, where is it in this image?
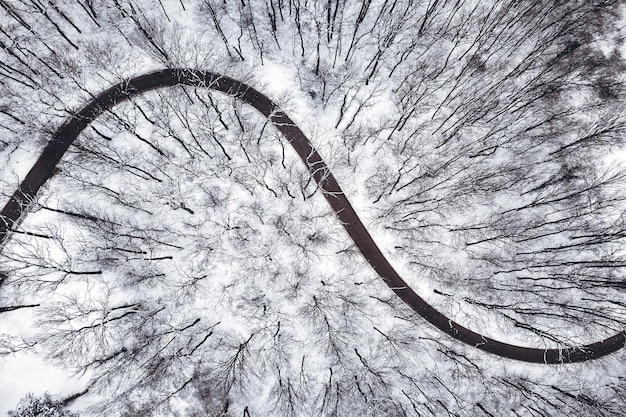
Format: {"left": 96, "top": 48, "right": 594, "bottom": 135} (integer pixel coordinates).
{"left": 0, "top": 69, "right": 623, "bottom": 364}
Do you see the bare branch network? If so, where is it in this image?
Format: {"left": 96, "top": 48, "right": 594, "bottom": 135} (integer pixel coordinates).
{"left": 0, "top": 1, "right": 625, "bottom": 416}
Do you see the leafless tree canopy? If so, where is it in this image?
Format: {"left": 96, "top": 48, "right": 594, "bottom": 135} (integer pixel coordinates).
{"left": 0, "top": 1, "right": 625, "bottom": 416}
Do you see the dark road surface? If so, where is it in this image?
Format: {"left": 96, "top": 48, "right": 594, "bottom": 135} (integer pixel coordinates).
{"left": 0, "top": 69, "right": 623, "bottom": 364}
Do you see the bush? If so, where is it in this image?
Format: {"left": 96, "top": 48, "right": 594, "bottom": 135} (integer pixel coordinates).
{"left": 7, "top": 393, "right": 79, "bottom": 417}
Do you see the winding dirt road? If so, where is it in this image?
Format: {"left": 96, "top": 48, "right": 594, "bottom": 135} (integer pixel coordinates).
{"left": 0, "top": 69, "right": 623, "bottom": 364}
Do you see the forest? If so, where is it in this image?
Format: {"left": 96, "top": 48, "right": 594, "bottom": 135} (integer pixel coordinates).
{"left": 0, "top": 0, "right": 625, "bottom": 416}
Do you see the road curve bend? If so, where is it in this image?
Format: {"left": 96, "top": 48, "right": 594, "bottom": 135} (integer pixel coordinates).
{"left": 0, "top": 69, "right": 623, "bottom": 364}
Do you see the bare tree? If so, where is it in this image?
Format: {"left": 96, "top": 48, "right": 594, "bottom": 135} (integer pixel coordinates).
{"left": 1, "top": 1, "right": 626, "bottom": 416}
